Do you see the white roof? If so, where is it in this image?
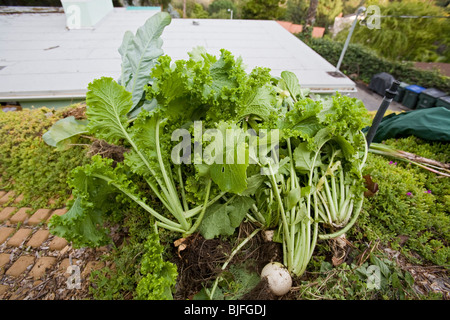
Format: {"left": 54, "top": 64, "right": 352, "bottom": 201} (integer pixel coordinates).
{"left": 0, "top": 8, "right": 355, "bottom": 102}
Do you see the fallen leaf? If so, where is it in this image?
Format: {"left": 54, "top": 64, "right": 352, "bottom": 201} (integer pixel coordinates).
{"left": 363, "top": 174, "right": 379, "bottom": 197}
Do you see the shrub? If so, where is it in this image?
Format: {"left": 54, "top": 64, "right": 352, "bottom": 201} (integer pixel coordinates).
{"left": 0, "top": 105, "right": 90, "bottom": 208}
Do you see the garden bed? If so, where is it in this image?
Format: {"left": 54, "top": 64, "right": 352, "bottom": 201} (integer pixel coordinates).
{"left": 1, "top": 12, "right": 449, "bottom": 301}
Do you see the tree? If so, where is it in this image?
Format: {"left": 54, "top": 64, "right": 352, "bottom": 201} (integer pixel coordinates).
{"left": 344, "top": 0, "right": 450, "bottom": 62}
{"left": 208, "top": 0, "right": 236, "bottom": 15}
{"left": 285, "top": 0, "right": 309, "bottom": 24}
{"left": 241, "top": 0, "right": 287, "bottom": 20}
{"left": 305, "top": 0, "right": 318, "bottom": 25}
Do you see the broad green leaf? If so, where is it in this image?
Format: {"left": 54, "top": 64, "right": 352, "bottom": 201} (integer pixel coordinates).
{"left": 86, "top": 77, "right": 133, "bottom": 144}
{"left": 314, "top": 127, "right": 332, "bottom": 149}
{"left": 293, "top": 142, "right": 321, "bottom": 172}
{"left": 210, "top": 122, "right": 249, "bottom": 194}
{"left": 121, "top": 12, "right": 172, "bottom": 111}
{"left": 199, "top": 202, "right": 234, "bottom": 239}
{"left": 370, "top": 254, "right": 390, "bottom": 278}
{"left": 118, "top": 30, "right": 134, "bottom": 87}
{"left": 280, "top": 71, "right": 302, "bottom": 101}
{"left": 228, "top": 196, "right": 255, "bottom": 227}
{"left": 42, "top": 116, "right": 88, "bottom": 150}
{"left": 333, "top": 135, "right": 356, "bottom": 160}
{"left": 241, "top": 174, "right": 266, "bottom": 196}
{"left": 290, "top": 117, "right": 324, "bottom": 140}
{"left": 199, "top": 196, "right": 255, "bottom": 239}
{"left": 127, "top": 98, "right": 158, "bottom": 120}
{"left": 286, "top": 187, "right": 301, "bottom": 210}
{"left": 208, "top": 49, "right": 241, "bottom": 97}
{"left": 237, "top": 84, "right": 275, "bottom": 121}
{"left": 211, "top": 161, "right": 248, "bottom": 194}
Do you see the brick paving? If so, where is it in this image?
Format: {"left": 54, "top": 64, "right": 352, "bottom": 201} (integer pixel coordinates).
{"left": 0, "top": 190, "right": 110, "bottom": 300}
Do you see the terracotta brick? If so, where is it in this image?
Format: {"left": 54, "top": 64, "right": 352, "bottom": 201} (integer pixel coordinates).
{"left": 29, "top": 257, "right": 57, "bottom": 280}
{"left": 0, "top": 190, "right": 15, "bottom": 205}
{"left": 5, "top": 255, "right": 35, "bottom": 277}
{"left": 26, "top": 230, "right": 50, "bottom": 248}
{"left": 0, "top": 227, "right": 15, "bottom": 244}
{"left": 0, "top": 207, "right": 16, "bottom": 222}
{"left": 81, "top": 260, "right": 105, "bottom": 279}
{"left": 0, "top": 284, "right": 9, "bottom": 297}
{"left": 49, "top": 236, "right": 68, "bottom": 250}
{"left": 46, "top": 208, "right": 68, "bottom": 223}
{"left": 0, "top": 253, "right": 10, "bottom": 266}
{"left": 59, "top": 258, "right": 81, "bottom": 278}
{"left": 7, "top": 228, "right": 33, "bottom": 247}
{"left": 13, "top": 193, "right": 24, "bottom": 204}
{"left": 28, "top": 209, "right": 52, "bottom": 226}
{"left": 0, "top": 253, "right": 10, "bottom": 275}
{"left": 9, "top": 207, "right": 33, "bottom": 225}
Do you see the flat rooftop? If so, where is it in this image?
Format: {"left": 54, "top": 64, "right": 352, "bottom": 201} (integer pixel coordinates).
{"left": 0, "top": 8, "right": 356, "bottom": 103}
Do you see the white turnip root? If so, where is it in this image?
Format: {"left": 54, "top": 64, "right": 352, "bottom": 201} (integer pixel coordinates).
{"left": 261, "top": 262, "right": 292, "bottom": 296}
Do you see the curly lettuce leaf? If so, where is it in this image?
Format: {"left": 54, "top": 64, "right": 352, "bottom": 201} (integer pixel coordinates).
{"left": 136, "top": 233, "right": 178, "bottom": 300}
{"left": 48, "top": 156, "right": 143, "bottom": 248}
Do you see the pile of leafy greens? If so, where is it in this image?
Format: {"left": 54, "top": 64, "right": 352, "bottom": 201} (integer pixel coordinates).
{"left": 44, "top": 12, "right": 370, "bottom": 296}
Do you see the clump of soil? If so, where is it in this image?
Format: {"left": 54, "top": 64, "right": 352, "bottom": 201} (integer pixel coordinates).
{"left": 87, "top": 140, "right": 129, "bottom": 166}
{"left": 240, "top": 277, "right": 277, "bottom": 300}
{"left": 62, "top": 104, "right": 86, "bottom": 119}
{"left": 173, "top": 234, "right": 232, "bottom": 300}
{"left": 173, "top": 224, "right": 284, "bottom": 300}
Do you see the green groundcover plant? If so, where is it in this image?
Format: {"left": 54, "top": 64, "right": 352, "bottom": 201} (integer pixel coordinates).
{"left": 0, "top": 106, "right": 89, "bottom": 208}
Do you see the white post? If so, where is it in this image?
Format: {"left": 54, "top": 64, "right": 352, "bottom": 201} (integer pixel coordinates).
{"left": 228, "top": 9, "right": 233, "bottom": 20}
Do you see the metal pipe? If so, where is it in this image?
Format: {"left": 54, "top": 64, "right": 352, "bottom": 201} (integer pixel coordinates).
{"left": 336, "top": 6, "right": 366, "bottom": 72}
{"left": 365, "top": 80, "right": 400, "bottom": 147}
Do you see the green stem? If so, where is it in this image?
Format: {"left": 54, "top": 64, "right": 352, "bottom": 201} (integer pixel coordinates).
{"left": 317, "top": 190, "right": 332, "bottom": 225}
{"left": 186, "top": 179, "right": 212, "bottom": 235}
{"left": 309, "top": 193, "right": 319, "bottom": 260}
{"left": 339, "top": 169, "right": 345, "bottom": 211}
{"left": 184, "top": 191, "right": 226, "bottom": 219}
{"left": 155, "top": 119, "right": 189, "bottom": 230}
{"left": 268, "top": 163, "right": 291, "bottom": 255}
{"left": 319, "top": 196, "right": 364, "bottom": 240}
{"left": 177, "top": 165, "right": 189, "bottom": 212}
{"left": 323, "top": 173, "right": 337, "bottom": 221}
{"left": 92, "top": 173, "right": 182, "bottom": 230}
{"left": 208, "top": 228, "right": 261, "bottom": 300}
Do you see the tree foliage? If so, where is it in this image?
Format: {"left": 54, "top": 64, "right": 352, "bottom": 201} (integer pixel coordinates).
{"left": 241, "top": 0, "right": 286, "bottom": 20}
{"left": 342, "top": 0, "right": 450, "bottom": 62}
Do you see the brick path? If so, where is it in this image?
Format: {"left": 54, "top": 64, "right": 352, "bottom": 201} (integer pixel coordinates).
{"left": 0, "top": 190, "right": 108, "bottom": 300}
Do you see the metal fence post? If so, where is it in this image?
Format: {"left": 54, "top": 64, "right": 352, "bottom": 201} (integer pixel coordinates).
{"left": 336, "top": 6, "right": 366, "bottom": 72}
